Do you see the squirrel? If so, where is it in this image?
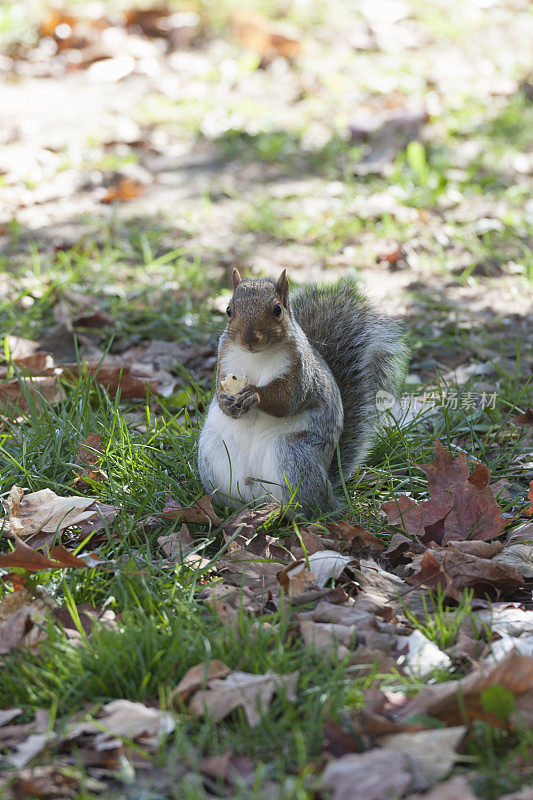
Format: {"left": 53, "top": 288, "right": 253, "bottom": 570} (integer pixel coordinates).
{"left": 198, "top": 269, "right": 406, "bottom": 516}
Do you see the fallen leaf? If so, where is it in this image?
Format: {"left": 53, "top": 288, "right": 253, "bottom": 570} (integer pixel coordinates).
{"left": 159, "top": 492, "right": 220, "bottom": 526}
{"left": 0, "top": 536, "right": 100, "bottom": 572}
{"left": 172, "top": 660, "right": 231, "bottom": 704}
{"left": 406, "top": 542, "right": 524, "bottom": 600}
{"left": 200, "top": 581, "right": 265, "bottom": 622}
{"left": 74, "top": 433, "right": 106, "bottom": 487}
{"left": 382, "top": 493, "right": 449, "bottom": 546}
{"left": 62, "top": 361, "right": 157, "bottom": 399}
{"left": 188, "top": 670, "right": 298, "bottom": 726}
{"left": 67, "top": 700, "right": 174, "bottom": 750}
{"left": 379, "top": 726, "right": 466, "bottom": 791}
{"left": 10, "top": 765, "right": 102, "bottom": 799}
{"left": 500, "top": 789, "right": 533, "bottom": 800}
{"left": 9, "top": 732, "right": 56, "bottom": 769}
{"left": 1, "top": 336, "right": 41, "bottom": 361}
{"left": 506, "top": 522, "right": 533, "bottom": 546}
{"left": 199, "top": 749, "right": 255, "bottom": 787}
{"left": 305, "top": 550, "right": 351, "bottom": 586}
{"left": 73, "top": 309, "right": 114, "bottom": 329}
{"left": 494, "top": 542, "right": 533, "bottom": 578}
{"left": 525, "top": 482, "right": 533, "bottom": 517}
{"left": 319, "top": 749, "right": 412, "bottom": 800}
{"left": 382, "top": 441, "right": 507, "bottom": 544}
{"left": 158, "top": 524, "right": 193, "bottom": 561}
{"left": 512, "top": 408, "right": 533, "bottom": 427}
{"left": 0, "top": 375, "right": 63, "bottom": 411}
{"left": 0, "top": 351, "right": 53, "bottom": 377}
{"left": 101, "top": 178, "right": 145, "bottom": 203}
{"left": 322, "top": 717, "right": 365, "bottom": 758}
{"left": 404, "top": 775, "right": 477, "bottom": 800}
{"left": 293, "top": 527, "right": 328, "bottom": 554}
{"left": 396, "top": 629, "right": 452, "bottom": 678}
{"left": 298, "top": 619, "right": 352, "bottom": 659}
{"left": 324, "top": 521, "right": 385, "bottom": 555}
{"left": 382, "top": 533, "right": 420, "bottom": 566}
{"left": 0, "top": 709, "right": 22, "bottom": 727}
{"left": 232, "top": 11, "right": 302, "bottom": 59}
{"left": 223, "top": 506, "right": 286, "bottom": 559}
{"left": 2, "top": 486, "right": 106, "bottom": 537}
{"left": 398, "top": 649, "right": 533, "bottom": 729}
{"left": 0, "top": 588, "right": 51, "bottom": 654}
{"left": 277, "top": 560, "right": 318, "bottom": 595}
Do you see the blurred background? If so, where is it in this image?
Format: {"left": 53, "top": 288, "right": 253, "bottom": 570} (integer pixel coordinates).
{"left": 0, "top": 0, "right": 532, "bottom": 397}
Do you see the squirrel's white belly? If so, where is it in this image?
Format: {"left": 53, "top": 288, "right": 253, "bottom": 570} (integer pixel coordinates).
{"left": 199, "top": 401, "right": 306, "bottom": 506}
{"left": 199, "top": 342, "right": 303, "bottom": 506}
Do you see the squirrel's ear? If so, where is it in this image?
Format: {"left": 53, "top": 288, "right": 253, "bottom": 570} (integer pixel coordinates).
{"left": 276, "top": 269, "right": 289, "bottom": 306}
{"left": 232, "top": 268, "right": 241, "bottom": 290}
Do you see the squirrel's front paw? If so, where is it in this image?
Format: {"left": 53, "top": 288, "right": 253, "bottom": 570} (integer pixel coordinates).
{"left": 218, "top": 392, "right": 243, "bottom": 419}
{"left": 230, "top": 385, "right": 260, "bottom": 416}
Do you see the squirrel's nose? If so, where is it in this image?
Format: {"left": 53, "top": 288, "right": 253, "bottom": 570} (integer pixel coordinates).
{"left": 242, "top": 329, "right": 263, "bottom": 348}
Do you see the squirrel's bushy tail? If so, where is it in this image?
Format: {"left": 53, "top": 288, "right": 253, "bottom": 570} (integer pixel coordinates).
{"left": 291, "top": 279, "right": 407, "bottom": 482}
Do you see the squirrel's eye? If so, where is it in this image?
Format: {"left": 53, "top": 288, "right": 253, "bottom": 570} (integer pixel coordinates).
{"left": 226, "top": 305, "right": 232, "bottom": 317}
{"left": 273, "top": 303, "right": 282, "bottom": 317}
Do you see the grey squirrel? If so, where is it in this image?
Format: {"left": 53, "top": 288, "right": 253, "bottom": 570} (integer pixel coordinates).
{"left": 198, "top": 269, "right": 406, "bottom": 515}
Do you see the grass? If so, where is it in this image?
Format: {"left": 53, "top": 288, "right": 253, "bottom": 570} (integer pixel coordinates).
{"left": 0, "top": 342, "right": 531, "bottom": 797}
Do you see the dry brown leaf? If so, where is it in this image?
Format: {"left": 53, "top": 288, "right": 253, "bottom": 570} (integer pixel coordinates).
{"left": 10, "top": 765, "right": 102, "bottom": 799}
{"left": 0, "top": 709, "right": 22, "bottom": 727}
{"left": 74, "top": 433, "right": 106, "bottom": 488}
{"left": 9, "top": 732, "right": 56, "bottom": 770}
{"left": 406, "top": 542, "right": 524, "bottom": 600}
{"left": 62, "top": 361, "right": 157, "bottom": 399}
{"left": 506, "top": 522, "right": 533, "bottom": 546}
{"left": 232, "top": 11, "right": 302, "bottom": 59}
{"left": 494, "top": 542, "right": 533, "bottom": 578}
{"left": 2, "top": 486, "right": 106, "bottom": 538}
{"left": 307, "top": 550, "right": 351, "bottom": 585}
{"left": 396, "top": 629, "right": 452, "bottom": 678}
{"left": 101, "top": 178, "right": 146, "bottom": 204}
{"left": 157, "top": 524, "right": 193, "bottom": 561}
{"left": 382, "top": 533, "right": 420, "bottom": 566}
{"left": 0, "top": 536, "right": 100, "bottom": 572}
{"left": 199, "top": 749, "right": 255, "bottom": 786}
{"left": 322, "top": 717, "right": 365, "bottom": 758}
{"left": 325, "top": 521, "right": 385, "bottom": 554}
{"left": 1, "top": 336, "right": 41, "bottom": 361}
{"left": 512, "top": 408, "right": 533, "bottom": 427}
{"left": 0, "top": 351, "right": 54, "bottom": 377}
{"left": 0, "top": 375, "right": 63, "bottom": 411}
{"left": 200, "top": 582, "right": 265, "bottom": 622}
{"left": 277, "top": 560, "right": 318, "bottom": 595}
{"left": 223, "top": 506, "right": 286, "bottom": 559}
{"left": 382, "top": 493, "right": 449, "bottom": 545}
{"left": 319, "top": 749, "right": 412, "bottom": 800}
{"left": 398, "top": 649, "right": 533, "bottom": 729}
{"left": 525, "top": 481, "right": 533, "bottom": 517}
{"left": 294, "top": 527, "right": 328, "bottom": 554}
{"left": 73, "top": 309, "right": 114, "bottom": 329}
{"left": 172, "top": 660, "right": 230, "bottom": 704}
{"left": 298, "top": 619, "right": 352, "bottom": 659}
{"left": 0, "top": 589, "right": 51, "bottom": 655}
{"left": 188, "top": 670, "right": 299, "bottom": 726}
{"left": 67, "top": 700, "right": 174, "bottom": 750}
{"left": 383, "top": 441, "right": 507, "bottom": 544}
{"left": 379, "top": 727, "right": 466, "bottom": 791}
{"left": 405, "top": 775, "right": 477, "bottom": 800}
{"left": 159, "top": 493, "right": 220, "bottom": 527}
